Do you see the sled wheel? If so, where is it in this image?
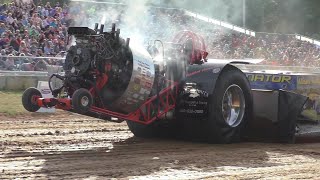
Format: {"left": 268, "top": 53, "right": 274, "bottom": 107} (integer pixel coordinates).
{"left": 22, "top": 87, "right": 42, "bottom": 112}
{"left": 207, "top": 67, "right": 253, "bottom": 143}
{"left": 72, "top": 88, "right": 93, "bottom": 114}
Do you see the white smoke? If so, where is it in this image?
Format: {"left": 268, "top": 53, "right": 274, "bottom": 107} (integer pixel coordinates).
{"left": 117, "top": 0, "right": 150, "bottom": 46}
{"left": 67, "top": 0, "right": 245, "bottom": 55}
{"left": 69, "top": 0, "right": 171, "bottom": 47}
{"left": 171, "top": 0, "right": 243, "bottom": 26}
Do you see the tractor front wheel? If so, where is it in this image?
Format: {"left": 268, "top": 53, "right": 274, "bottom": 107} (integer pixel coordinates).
{"left": 72, "top": 88, "right": 93, "bottom": 114}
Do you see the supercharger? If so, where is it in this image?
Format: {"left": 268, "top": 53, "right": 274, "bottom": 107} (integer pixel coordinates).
{"left": 63, "top": 25, "right": 155, "bottom": 114}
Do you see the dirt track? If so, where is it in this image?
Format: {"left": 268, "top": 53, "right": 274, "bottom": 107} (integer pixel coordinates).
{"left": 1, "top": 111, "right": 320, "bottom": 179}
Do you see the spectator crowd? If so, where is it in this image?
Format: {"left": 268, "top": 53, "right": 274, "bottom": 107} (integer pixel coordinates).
{"left": 0, "top": 0, "right": 319, "bottom": 71}
{"left": 0, "top": 0, "right": 70, "bottom": 70}
{"left": 204, "top": 29, "right": 320, "bottom": 67}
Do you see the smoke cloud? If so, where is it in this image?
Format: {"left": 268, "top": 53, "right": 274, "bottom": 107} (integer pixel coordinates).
{"left": 68, "top": 0, "right": 247, "bottom": 44}
{"left": 69, "top": 0, "right": 153, "bottom": 46}
{"left": 117, "top": 0, "right": 151, "bottom": 45}
{"left": 170, "top": 0, "right": 243, "bottom": 26}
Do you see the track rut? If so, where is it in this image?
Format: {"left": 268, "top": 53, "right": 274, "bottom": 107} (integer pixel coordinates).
{"left": 1, "top": 111, "right": 320, "bottom": 179}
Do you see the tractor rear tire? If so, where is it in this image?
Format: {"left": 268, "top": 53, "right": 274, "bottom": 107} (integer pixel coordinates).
{"left": 126, "top": 120, "right": 177, "bottom": 138}
{"left": 126, "top": 121, "right": 154, "bottom": 138}
{"left": 72, "top": 88, "right": 93, "bottom": 114}
{"left": 22, "top": 87, "right": 42, "bottom": 112}
{"left": 207, "top": 67, "right": 253, "bottom": 143}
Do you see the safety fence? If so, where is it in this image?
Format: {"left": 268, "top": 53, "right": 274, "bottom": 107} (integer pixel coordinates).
{"left": 0, "top": 55, "right": 64, "bottom": 73}
{"left": 184, "top": 10, "right": 256, "bottom": 37}
{"left": 254, "top": 32, "right": 296, "bottom": 39}
{"left": 185, "top": 11, "right": 320, "bottom": 46}
{"left": 0, "top": 56, "right": 64, "bottom": 90}
{"left": 295, "top": 34, "right": 320, "bottom": 47}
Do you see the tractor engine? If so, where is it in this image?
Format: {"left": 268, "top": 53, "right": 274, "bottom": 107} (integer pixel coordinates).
{"left": 62, "top": 24, "right": 155, "bottom": 114}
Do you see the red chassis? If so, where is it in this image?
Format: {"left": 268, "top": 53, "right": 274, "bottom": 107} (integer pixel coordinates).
{"left": 34, "top": 75, "right": 178, "bottom": 125}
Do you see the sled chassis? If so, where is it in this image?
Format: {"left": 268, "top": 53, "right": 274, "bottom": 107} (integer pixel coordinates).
{"left": 22, "top": 24, "right": 316, "bottom": 143}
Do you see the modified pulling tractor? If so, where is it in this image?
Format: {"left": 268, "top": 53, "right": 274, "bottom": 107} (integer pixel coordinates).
{"left": 22, "top": 24, "right": 309, "bottom": 143}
